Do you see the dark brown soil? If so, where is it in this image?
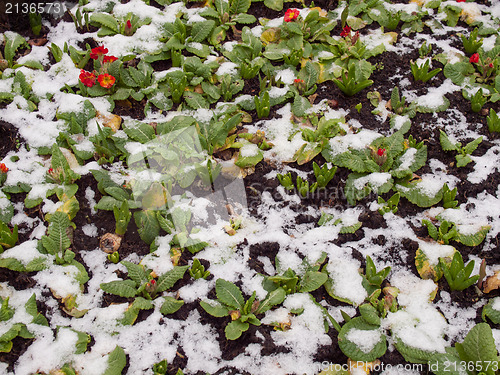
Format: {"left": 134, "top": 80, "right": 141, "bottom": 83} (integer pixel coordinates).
{"left": 1, "top": 1, "right": 499, "bottom": 374}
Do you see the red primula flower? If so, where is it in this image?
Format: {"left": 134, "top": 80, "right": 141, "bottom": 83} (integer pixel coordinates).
{"left": 470, "top": 53, "right": 480, "bottom": 63}
{"left": 294, "top": 78, "right": 304, "bottom": 83}
{"left": 340, "top": 25, "right": 352, "bottom": 37}
{"left": 48, "top": 168, "right": 53, "bottom": 174}
{"left": 489, "top": 63, "right": 494, "bottom": 68}
{"left": 126, "top": 20, "right": 132, "bottom": 29}
{"left": 377, "top": 148, "right": 386, "bottom": 157}
{"left": 98, "top": 74, "right": 116, "bottom": 89}
{"left": 90, "top": 46, "right": 109, "bottom": 60}
{"left": 79, "top": 69, "right": 96, "bottom": 87}
{"left": 284, "top": 8, "right": 299, "bottom": 22}
{"left": 0, "top": 163, "right": 8, "bottom": 173}
{"left": 103, "top": 55, "right": 118, "bottom": 63}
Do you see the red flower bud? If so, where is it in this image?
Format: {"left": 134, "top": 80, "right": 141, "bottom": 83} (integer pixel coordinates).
{"left": 79, "top": 70, "right": 96, "bottom": 88}
{"left": 340, "top": 25, "right": 352, "bottom": 37}
{"left": 90, "top": 46, "right": 108, "bottom": 60}
{"left": 0, "top": 163, "right": 8, "bottom": 173}
{"left": 103, "top": 55, "right": 118, "bottom": 63}
{"left": 48, "top": 168, "right": 53, "bottom": 174}
{"left": 469, "top": 53, "right": 480, "bottom": 63}
{"left": 377, "top": 148, "right": 386, "bottom": 156}
{"left": 284, "top": 8, "right": 299, "bottom": 22}
{"left": 126, "top": 20, "right": 132, "bottom": 29}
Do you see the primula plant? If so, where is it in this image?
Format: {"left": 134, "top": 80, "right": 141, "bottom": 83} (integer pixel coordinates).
{"left": 2, "top": 0, "right": 500, "bottom": 372}
{"left": 200, "top": 278, "right": 286, "bottom": 340}
{"left": 100, "top": 261, "right": 188, "bottom": 325}
{"left": 323, "top": 131, "right": 429, "bottom": 206}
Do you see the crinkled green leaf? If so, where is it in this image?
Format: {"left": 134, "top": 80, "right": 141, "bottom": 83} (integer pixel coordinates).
{"left": 216, "top": 279, "right": 244, "bottom": 310}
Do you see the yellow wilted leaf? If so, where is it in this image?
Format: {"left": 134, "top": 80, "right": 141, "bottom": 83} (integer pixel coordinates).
{"left": 142, "top": 182, "right": 169, "bottom": 210}
{"left": 97, "top": 111, "right": 122, "bottom": 133}
{"left": 56, "top": 196, "right": 80, "bottom": 220}
{"left": 59, "top": 147, "right": 79, "bottom": 170}
{"left": 260, "top": 28, "right": 281, "bottom": 44}
{"left": 460, "top": 4, "right": 481, "bottom": 25}
{"left": 170, "top": 247, "right": 182, "bottom": 266}
{"left": 415, "top": 247, "right": 454, "bottom": 282}
{"left": 483, "top": 271, "right": 500, "bottom": 293}
{"left": 309, "top": 7, "right": 327, "bottom": 17}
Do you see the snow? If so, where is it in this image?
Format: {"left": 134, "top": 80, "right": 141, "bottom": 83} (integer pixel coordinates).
{"left": 353, "top": 172, "right": 392, "bottom": 191}
{"left": 0, "top": 0, "right": 499, "bottom": 373}
{"left": 417, "top": 241, "right": 455, "bottom": 266}
{"left": 326, "top": 255, "right": 367, "bottom": 306}
{"left": 345, "top": 328, "right": 382, "bottom": 353}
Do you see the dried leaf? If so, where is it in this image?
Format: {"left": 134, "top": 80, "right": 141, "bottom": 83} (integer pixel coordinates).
{"left": 97, "top": 111, "right": 122, "bottom": 133}
{"left": 100, "top": 233, "right": 122, "bottom": 253}
{"left": 483, "top": 271, "right": 500, "bottom": 293}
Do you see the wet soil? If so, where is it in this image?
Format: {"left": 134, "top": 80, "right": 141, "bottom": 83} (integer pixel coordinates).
{"left": 1, "top": 1, "right": 499, "bottom": 374}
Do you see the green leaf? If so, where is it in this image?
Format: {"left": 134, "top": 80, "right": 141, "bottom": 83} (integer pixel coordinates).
{"left": 235, "top": 148, "right": 264, "bottom": 168}
{"left": 90, "top": 13, "right": 119, "bottom": 33}
{"left": 225, "top": 319, "right": 249, "bottom": 340}
{"left": 0, "top": 341, "right": 13, "bottom": 353}
{"left": 463, "top": 136, "right": 482, "bottom": 155}
{"left": 215, "top": 279, "right": 244, "bottom": 310}
{"left": 134, "top": 210, "right": 160, "bottom": 245}
{"left": 25, "top": 294, "right": 48, "bottom": 326}
{"left": 256, "top": 287, "right": 286, "bottom": 314}
{"left": 338, "top": 317, "right": 386, "bottom": 362}
{"left": 482, "top": 298, "right": 500, "bottom": 324}
{"left": 4, "top": 32, "right": 28, "bottom": 65}
{"left": 0, "top": 258, "right": 25, "bottom": 272}
{"left": 292, "top": 94, "right": 312, "bottom": 117}
{"left": 42, "top": 211, "right": 71, "bottom": 256}
{"left": 95, "top": 196, "right": 123, "bottom": 211}
{"left": 336, "top": 151, "right": 369, "bottom": 173}
{"left": 428, "top": 348, "right": 464, "bottom": 375}
{"left": 121, "top": 261, "right": 148, "bottom": 287}
{"left": 456, "top": 154, "right": 471, "bottom": 167}
{"left": 394, "top": 337, "right": 436, "bottom": 364}
{"left": 230, "top": 0, "right": 250, "bottom": 15}
{"left": 100, "top": 279, "right": 137, "bottom": 298}
{"left": 123, "top": 122, "right": 155, "bottom": 143}
{"left": 156, "top": 266, "right": 188, "bottom": 292}
{"left": 200, "top": 300, "right": 229, "bottom": 317}
{"left": 455, "top": 226, "right": 490, "bottom": 247}
{"left": 183, "top": 91, "right": 208, "bottom": 109}
{"left": 0, "top": 298, "right": 13, "bottom": 322}
{"left": 298, "top": 271, "right": 328, "bottom": 293}
{"left": 264, "top": 0, "right": 283, "bottom": 11}
{"left": 160, "top": 296, "right": 184, "bottom": 315}
{"left": 232, "top": 13, "right": 257, "bottom": 24}
{"left": 299, "top": 61, "right": 319, "bottom": 90}
{"left": 103, "top": 346, "right": 127, "bottom": 375}
{"left": 191, "top": 20, "right": 215, "bottom": 42}
{"left": 359, "top": 303, "right": 381, "bottom": 326}
{"left": 455, "top": 323, "right": 498, "bottom": 375}
{"left": 394, "top": 179, "right": 444, "bottom": 208}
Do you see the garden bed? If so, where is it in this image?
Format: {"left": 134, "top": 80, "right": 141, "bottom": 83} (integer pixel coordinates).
{"left": 0, "top": 0, "right": 499, "bottom": 374}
